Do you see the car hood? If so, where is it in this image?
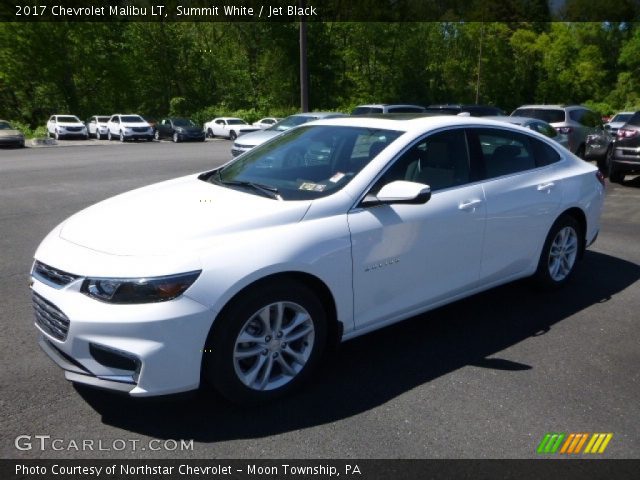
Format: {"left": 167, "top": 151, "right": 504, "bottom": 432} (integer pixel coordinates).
{"left": 0, "top": 129, "right": 23, "bottom": 137}
{"left": 58, "top": 174, "right": 311, "bottom": 256}
{"left": 234, "top": 129, "right": 281, "bottom": 147}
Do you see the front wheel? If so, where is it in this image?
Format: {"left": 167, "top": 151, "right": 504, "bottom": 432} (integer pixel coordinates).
{"left": 203, "top": 281, "right": 327, "bottom": 404}
{"left": 173, "top": 132, "right": 180, "bottom": 143}
{"left": 532, "top": 215, "right": 581, "bottom": 289}
{"left": 96, "top": 131, "right": 102, "bottom": 140}
{"left": 119, "top": 131, "right": 125, "bottom": 142}
{"left": 107, "top": 130, "right": 112, "bottom": 141}
{"left": 154, "top": 130, "right": 160, "bottom": 141}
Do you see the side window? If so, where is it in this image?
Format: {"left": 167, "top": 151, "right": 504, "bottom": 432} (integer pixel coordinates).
{"left": 373, "top": 129, "right": 470, "bottom": 192}
{"left": 569, "top": 109, "right": 586, "bottom": 125}
{"left": 531, "top": 137, "right": 561, "bottom": 167}
{"left": 474, "top": 129, "right": 537, "bottom": 179}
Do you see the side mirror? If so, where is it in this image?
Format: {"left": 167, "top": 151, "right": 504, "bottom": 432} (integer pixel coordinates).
{"left": 362, "top": 180, "right": 431, "bottom": 206}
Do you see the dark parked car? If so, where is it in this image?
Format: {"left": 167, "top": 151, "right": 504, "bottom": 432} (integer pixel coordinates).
{"left": 608, "top": 111, "right": 640, "bottom": 183}
{"left": 424, "top": 104, "right": 506, "bottom": 117}
{"left": 0, "top": 120, "right": 25, "bottom": 147}
{"left": 154, "top": 117, "right": 205, "bottom": 142}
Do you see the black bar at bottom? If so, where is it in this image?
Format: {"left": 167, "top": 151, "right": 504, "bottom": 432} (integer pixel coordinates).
{"left": 2, "top": 459, "right": 639, "bottom": 480}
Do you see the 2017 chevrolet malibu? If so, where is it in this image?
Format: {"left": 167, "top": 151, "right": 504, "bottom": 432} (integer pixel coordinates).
{"left": 31, "top": 116, "right": 604, "bottom": 404}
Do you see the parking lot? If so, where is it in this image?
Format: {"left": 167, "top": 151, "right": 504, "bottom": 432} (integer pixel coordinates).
{"left": 1, "top": 140, "right": 638, "bottom": 459}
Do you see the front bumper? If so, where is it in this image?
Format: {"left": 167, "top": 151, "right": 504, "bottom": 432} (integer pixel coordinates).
{"left": 0, "top": 136, "right": 24, "bottom": 146}
{"left": 31, "top": 270, "right": 214, "bottom": 397}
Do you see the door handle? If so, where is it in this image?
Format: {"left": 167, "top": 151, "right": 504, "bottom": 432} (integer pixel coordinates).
{"left": 458, "top": 199, "right": 483, "bottom": 211}
{"left": 537, "top": 182, "right": 555, "bottom": 192}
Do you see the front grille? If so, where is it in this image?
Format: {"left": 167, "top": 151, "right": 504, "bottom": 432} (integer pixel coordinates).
{"left": 132, "top": 127, "right": 148, "bottom": 132}
{"left": 32, "top": 292, "right": 70, "bottom": 341}
{"left": 32, "top": 261, "right": 79, "bottom": 288}
{"left": 66, "top": 127, "right": 83, "bottom": 132}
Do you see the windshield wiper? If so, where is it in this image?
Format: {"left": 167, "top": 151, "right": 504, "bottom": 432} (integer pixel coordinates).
{"left": 214, "top": 170, "right": 281, "bottom": 200}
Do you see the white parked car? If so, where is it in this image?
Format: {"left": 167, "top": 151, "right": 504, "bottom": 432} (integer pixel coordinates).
{"left": 31, "top": 116, "right": 604, "bottom": 404}
{"left": 85, "top": 116, "right": 111, "bottom": 140}
{"left": 106, "top": 114, "right": 154, "bottom": 142}
{"left": 46, "top": 115, "right": 88, "bottom": 140}
{"left": 252, "top": 117, "right": 281, "bottom": 129}
{"left": 204, "top": 117, "right": 259, "bottom": 140}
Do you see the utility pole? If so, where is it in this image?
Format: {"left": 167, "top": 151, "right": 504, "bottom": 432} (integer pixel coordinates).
{"left": 475, "top": 22, "right": 484, "bottom": 104}
{"left": 299, "top": 0, "right": 309, "bottom": 112}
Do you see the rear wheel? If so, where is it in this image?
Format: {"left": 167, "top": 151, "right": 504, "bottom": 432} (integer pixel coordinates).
{"left": 203, "top": 281, "right": 327, "bottom": 404}
{"left": 207, "top": 128, "right": 214, "bottom": 138}
{"left": 532, "top": 215, "right": 581, "bottom": 289}
{"left": 229, "top": 130, "right": 238, "bottom": 140}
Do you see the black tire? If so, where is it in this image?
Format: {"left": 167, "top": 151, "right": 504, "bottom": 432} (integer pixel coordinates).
{"left": 54, "top": 130, "right": 60, "bottom": 141}
{"left": 107, "top": 130, "right": 112, "bottom": 141}
{"left": 203, "top": 280, "right": 327, "bottom": 405}
{"left": 229, "top": 130, "right": 237, "bottom": 141}
{"left": 207, "top": 128, "right": 214, "bottom": 138}
{"left": 173, "top": 132, "right": 180, "bottom": 143}
{"left": 609, "top": 165, "right": 624, "bottom": 184}
{"left": 598, "top": 145, "right": 613, "bottom": 175}
{"left": 96, "top": 131, "right": 102, "bottom": 140}
{"left": 154, "top": 130, "right": 160, "bottom": 141}
{"left": 532, "top": 214, "right": 582, "bottom": 290}
{"left": 119, "top": 131, "right": 125, "bottom": 142}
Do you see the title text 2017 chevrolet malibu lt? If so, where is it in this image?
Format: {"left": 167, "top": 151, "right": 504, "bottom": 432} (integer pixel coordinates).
{"left": 31, "top": 116, "right": 604, "bottom": 404}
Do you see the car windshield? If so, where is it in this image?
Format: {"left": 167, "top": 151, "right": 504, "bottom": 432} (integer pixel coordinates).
{"left": 97, "top": 116, "right": 110, "bottom": 122}
{"left": 173, "top": 118, "right": 196, "bottom": 127}
{"left": 57, "top": 116, "right": 81, "bottom": 123}
{"left": 612, "top": 113, "right": 633, "bottom": 123}
{"left": 0, "top": 121, "right": 12, "bottom": 129}
{"left": 227, "top": 119, "right": 247, "bottom": 125}
{"left": 268, "top": 115, "right": 316, "bottom": 132}
{"left": 203, "top": 125, "right": 403, "bottom": 200}
{"left": 512, "top": 108, "right": 565, "bottom": 124}
{"left": 121, "top": 116, "right": 144, "bottom": 123}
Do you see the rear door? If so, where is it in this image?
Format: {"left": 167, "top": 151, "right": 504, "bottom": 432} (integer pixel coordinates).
{"left": 468, "top": 128, "right": 564, "bottom": 283}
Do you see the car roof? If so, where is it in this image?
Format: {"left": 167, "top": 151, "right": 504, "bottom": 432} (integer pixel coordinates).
{"left": 311, "top": 114, "right": 548, "bottom": 135}
{"left": 515, "top": 105, "right": 586, "bottom": 110}
{"left": 485, "top": 115, "right": 541, "bottom": 125}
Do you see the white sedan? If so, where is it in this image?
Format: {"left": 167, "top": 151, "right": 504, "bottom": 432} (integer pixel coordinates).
{"left": 252, "top": 117, "right": 281, "bottom": 129}
{"left": 204, "top": 117, "right": 259, "bottom": 139}
{"left": 31, "top": 116, "right": 604, "bottom": 403}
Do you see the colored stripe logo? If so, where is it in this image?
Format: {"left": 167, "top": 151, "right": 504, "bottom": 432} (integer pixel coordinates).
{"left": 537, "top": 433, "right": 613, "bottom": 454}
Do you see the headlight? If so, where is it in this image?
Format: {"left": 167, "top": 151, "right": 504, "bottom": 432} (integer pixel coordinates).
{"left": 81, "top": 271, "right": 201, "bottom": 304}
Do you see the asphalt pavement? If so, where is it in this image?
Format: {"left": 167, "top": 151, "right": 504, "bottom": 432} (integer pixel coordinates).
{"left": 0, "top": 140, "right": 638, "bottom": 459}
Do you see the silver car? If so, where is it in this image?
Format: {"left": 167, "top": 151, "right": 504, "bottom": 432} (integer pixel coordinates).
{"left": 231, "top": 112, "right": 346, "bottom": 157}
{"left": 511, "top": 105, "right": 602, "bottom": 157}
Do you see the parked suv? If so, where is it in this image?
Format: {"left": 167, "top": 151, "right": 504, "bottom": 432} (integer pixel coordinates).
{"left": 106, "top": 114, "right": 154, "bottom": 142}
{"left": 85, "top": 116, "right": 110, "bottom": 140}
{"left": 351, "top": 104, "right": 425, "bottom": 115}
{"left": 46, "top": 115, "right": 88, "bottom": 140}
{"left": 511, "top": 105, "right": 602, "bottom": 157}
{"left": 608, "top": 111, "right": 640, "bottom": 183}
